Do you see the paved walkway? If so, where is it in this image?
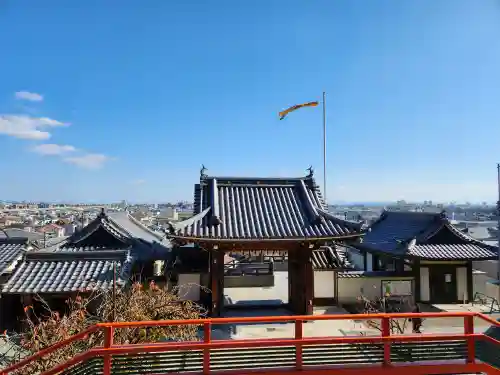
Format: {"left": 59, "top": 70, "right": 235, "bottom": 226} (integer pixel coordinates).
{"left": 224, "top": 271, "right": 289, "bottom": 307}
{"left": 219, "top": 271, "right": 497, "bottom": 340}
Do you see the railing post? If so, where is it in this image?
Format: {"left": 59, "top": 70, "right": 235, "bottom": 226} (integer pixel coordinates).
{"left": 203, "top": 321, "right": 212, "bottom": 375}
{"left": 103, "top": 326, "right": 114, "bottom": 375}
{"left": 381, "top": 316, "right": 391, "bottom": 366}
{"left": 464, "top": 315, "right": 475, "bottom": 363}
{"left": 295, "top": 319, "right": 303, "bottom": 371}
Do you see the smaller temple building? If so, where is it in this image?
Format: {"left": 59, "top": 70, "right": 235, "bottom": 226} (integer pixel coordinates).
{"left": 353, "top": 210, "right": 498, "bottom": 304}
{"left": 0, "top": 210, "right": 170, "bottom": 330}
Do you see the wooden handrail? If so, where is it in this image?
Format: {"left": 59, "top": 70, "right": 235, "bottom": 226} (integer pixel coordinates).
{"left": 0, "top": 312, "right": 498, "bottom": 375}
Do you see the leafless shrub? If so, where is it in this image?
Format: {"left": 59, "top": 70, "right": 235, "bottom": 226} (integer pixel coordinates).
{"left": 7, "top": 281, "right": 207, "bottom": 375}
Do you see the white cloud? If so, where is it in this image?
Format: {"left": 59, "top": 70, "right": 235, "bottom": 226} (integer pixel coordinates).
{"left": 15, "top": 91, "right": 44, "bottom": 102}
{"left": 32, "top": 143, "right": 77, "bottom": 156}
{"left": 131, "top": 179, "right": 146, "bottom": 185}
{"left": 0, "top": 115, "right": 68, "bottom": 140}
{"left": 64, "top": 153, "right": 110, "bottom": 170}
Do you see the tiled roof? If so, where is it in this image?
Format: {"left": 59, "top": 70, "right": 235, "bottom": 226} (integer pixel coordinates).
{"left": 51, "top": 210, "right": 170, "bottom": 260}
{"left": 2, "top": 250, "right": 132, "bottom": 294}
{"left": 408, "top": 244, "right": 496, "bottom": 259}
{"left": 338, "top": 270, "right": 412, "bottom": 279}
{"left": 0, "top": 228, "right": 44, "bottom": 241}
{"left": 0, "top": 239, "right": 28, "bottom": 275}
{"left": 357, "top": 210, "right": 498, "bottom": 260}
{"left": 169, "top": 172, "right": 363, "bottom": 241}
{"left": 312, "top": 246, "right": 350, "bottom": 270}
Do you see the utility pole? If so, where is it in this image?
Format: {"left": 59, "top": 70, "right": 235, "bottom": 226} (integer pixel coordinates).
{"left": 322, "top": 91, "right": 327, "bottom": 205}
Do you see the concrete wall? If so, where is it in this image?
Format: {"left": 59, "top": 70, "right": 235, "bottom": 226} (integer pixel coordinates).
{"left": 486, "top": 281, "right": 500, "bottom": 302}
{"left": 338, "top": 276, "right": 414, "bottom": 304}
{"left": 224, "top": 275, "right": 274, "bottom": 288}
{"left": 313, "top": 271, "right": 335, "bottom": 298}
{"left": 473, "top": 260, "right": 498, "bottom": 279}
{"left": 472, "top": 270, "right": 500, "bottom": 302}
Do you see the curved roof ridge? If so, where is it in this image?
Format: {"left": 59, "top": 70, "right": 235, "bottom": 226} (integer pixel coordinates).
{"left": 168, "top": 206, "right": 211, "bottom": 234}
{"left": 443, "top": 221, "right": 498, "bottom": 249}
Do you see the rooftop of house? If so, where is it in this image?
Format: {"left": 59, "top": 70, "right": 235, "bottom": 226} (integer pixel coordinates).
{"left": 357, "top": 210, "right": 498, "bottom": 261}
{"left": 168, "top": 168, "right": 363, "bottom": 242}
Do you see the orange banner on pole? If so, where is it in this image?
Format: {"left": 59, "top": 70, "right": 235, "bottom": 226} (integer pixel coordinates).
{"left": 278, "top": 101, "right": 319, "bottom": 120}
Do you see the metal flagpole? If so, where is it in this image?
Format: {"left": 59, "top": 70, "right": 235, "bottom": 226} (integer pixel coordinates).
{"left": 322, "top": 92, "right": 327, "bottom": 205}
{"left": 497, "top": 163, "right": 500, "bottom": 281}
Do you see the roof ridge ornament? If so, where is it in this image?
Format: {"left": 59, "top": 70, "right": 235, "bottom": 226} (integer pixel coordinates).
{"left": 99, "top": 207, "right": 106, "bottom": 218}
{"left": 200, "top": 164, "right": 208, "bottom": 180}
{"left": 306, "top": 165, "right": 314, "bottom": 178}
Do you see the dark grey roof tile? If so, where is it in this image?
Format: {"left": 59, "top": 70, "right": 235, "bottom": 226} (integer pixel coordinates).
{"left": 312, "top": 246, "right": 351, "bottom": 270}
{"left": 0, "top": 239, "right": 28, "bottom": 275}
{"left": 171, "top": 174, "right": 362, "bottom": 240}
{"left": 362, "top": 211, "right": 442, "bottom": 254}
{"left": 409, "top": 244, "right": 497, "bottom": 260}
{"left": 2, "top": 250, "right": 132, "bottom": 294}
{"left": 52, "top": 210, "right": 171, "bottom": 260}
{"left": 358, "top": 210, "right": 498, "bottom": 260}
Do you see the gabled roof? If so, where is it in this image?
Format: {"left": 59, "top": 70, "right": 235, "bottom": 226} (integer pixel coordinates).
{"left": 168, "top": 170, "right": 363, "bottom": 242}
{"left": 0, "top": 238, "right": 29, "bottom": 275}
{"left": 51, "top": 209, "right": 170, "bottom": 260}
{"left": 358, "top": 210, "right": 498, "bottom": 260}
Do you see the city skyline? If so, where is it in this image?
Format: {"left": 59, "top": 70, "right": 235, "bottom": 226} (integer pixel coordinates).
{"left": 1, "top": 1, "right": 500, "bottom": 202}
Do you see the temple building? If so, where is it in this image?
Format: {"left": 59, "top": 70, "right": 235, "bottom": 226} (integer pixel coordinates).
{"left": 352, "top": 210, "right": 498, "bottom": 304}
{"left": 166, "top": 166, "right": 363, "bottom": 316}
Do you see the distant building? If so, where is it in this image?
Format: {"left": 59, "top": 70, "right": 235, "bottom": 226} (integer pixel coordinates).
{"left": 159, "top": 207, "right": 178, "bottom": 220}
{"left": 36, "top": 223, "right": 65, "bottom": 238}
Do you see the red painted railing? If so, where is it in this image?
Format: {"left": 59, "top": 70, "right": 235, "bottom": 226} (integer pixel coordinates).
{"left": 1, "top": 311, "right": 500, "bottom": 375}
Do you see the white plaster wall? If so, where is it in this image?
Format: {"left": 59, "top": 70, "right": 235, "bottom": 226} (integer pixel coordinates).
{"left": 420, "top": 267, "right": 430, "bottom": 302}
{"left": 313, "top": 271, "right": 335, "bottom": 298}
{"left": 177, "top": 274, "right": 201, "bottom": 301}
{"left": 366, "top": 253, "right": 373, "bottom": 272}
{"left": 456, "top": 267, "right": 468, "bottom": 302}
{"left": 347, "top": 248, "right": 364, "bottom": 270}
{"left": 337, "top": 277, "right": 414, "bottom": 304}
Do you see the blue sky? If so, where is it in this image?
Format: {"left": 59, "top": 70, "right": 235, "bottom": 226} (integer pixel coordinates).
{"left": 1, "top": 0, "right": 500, "bottom": 203}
